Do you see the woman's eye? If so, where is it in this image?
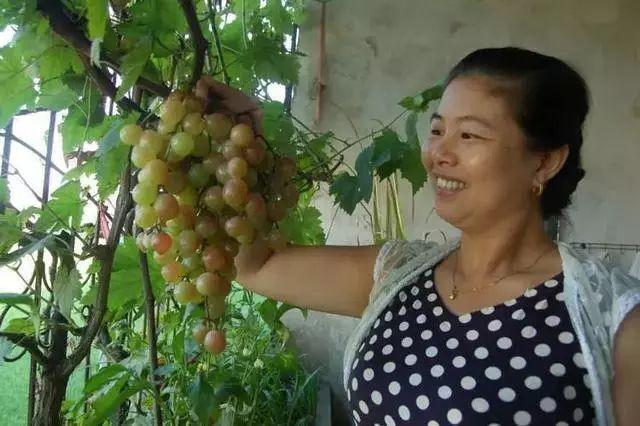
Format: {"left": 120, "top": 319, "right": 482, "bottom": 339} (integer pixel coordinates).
{"left": 461, "top": 132, "right": 478, "bottom": 140}
{"left": 430, "top": 129, "right": 442, "bottom": 136}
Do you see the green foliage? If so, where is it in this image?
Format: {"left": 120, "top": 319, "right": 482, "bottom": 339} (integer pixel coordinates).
{"left": 116, "top": 36, "right": 153, "bottom": 99}
{"left": 34, "top": 181, "right": 83, "bottom": 232}
{"left": 52, "top": 266, "right": 82, "bottom": 322}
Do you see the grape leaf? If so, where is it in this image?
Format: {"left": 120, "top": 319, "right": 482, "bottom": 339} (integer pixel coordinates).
{"left": 399, "top": 84, "right": 443, "bottom": 112}
{"left": 262, "top": 101, "right": 296, "bottom": 156}
{"left": 188, "top": 373, "right": 217, "bottom": 423}
{"left": 329, "top": 172, "right": 361, "bottom": 215}
{"left": 0, "top": 46, "right": 37, "bottom": 127}
{"left": 37, "top": 79, "right": 77, "bottom": 110}
{"left": 370, "top": 129, "right": 404, "bottom": 179}
{"left": 35, "top": 181, "right": 83, "bottom": 232}
{"left": 52, "top": 266, "right": 82, "bottom": 322}
{"left": 83, "top": 364, "right": 128, "bottom": 394}
{"left": 95, "top": 117, "right": 132, "bottom": 198}
{"left": 355, "top": 145, "right": 374, "bottom": 203}
{"left": 86, "top": 0, "right": 108, "bottom": 41}
{"left": 264, "top": 0, "right": 292, "bottom": 34}
{"left": 279, "top": 204, "right": 325, "bottom": 245}
{"left": 116, "top": 36, "right": 153, "bottom": 99}
{"left": 1, "top": 317, "right": 34, "bottom": 335}
{"left": 399, "top": 145, "right": 428, "bottom": 194}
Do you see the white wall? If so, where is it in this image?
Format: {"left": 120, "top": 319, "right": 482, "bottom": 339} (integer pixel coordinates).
{"left": 285, "top": 1, "right": 640, "bottom": 422}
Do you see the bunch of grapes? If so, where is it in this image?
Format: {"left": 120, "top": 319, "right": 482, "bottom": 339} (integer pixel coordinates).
{"left": 122, "top": 79, "right": 298, "bottom": 355}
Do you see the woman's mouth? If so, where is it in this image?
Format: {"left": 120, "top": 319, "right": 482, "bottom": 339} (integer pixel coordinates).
{"left": 435, "top": 176, "right": 466, "bottom": 196}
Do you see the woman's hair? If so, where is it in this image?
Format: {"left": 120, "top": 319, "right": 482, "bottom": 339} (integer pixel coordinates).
{"left": 444, "top": 47, "right": 589, "bottom": 219}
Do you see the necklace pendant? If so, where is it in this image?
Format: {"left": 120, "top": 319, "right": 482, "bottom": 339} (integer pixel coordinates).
{"left": 449, "top": 288, "right": 458, "bottom": 300}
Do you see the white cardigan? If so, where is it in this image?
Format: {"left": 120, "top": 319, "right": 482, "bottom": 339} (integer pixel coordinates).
{"left": 343, "top": 238, "right": 640, "bottom": 425}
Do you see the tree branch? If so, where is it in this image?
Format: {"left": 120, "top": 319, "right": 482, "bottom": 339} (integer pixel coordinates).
{"left": 78, "top": 55, "right": 144, "bottom": 114}
{"left": 62, "top": 159, "right": 133, "bottom": 376}
{"left": 0, "top": 332, "right": 48, "bottom": 365}
{"left": 139, "top": 251, "right": 163, "bottom": 426}
{"left": 206, "top": 0, "right": 230, "bottom": 85}
{"left": 35, "top": 0, "right": 170, "bottom": 98}
{"left": 179, "top": 0, "right": 209, "bottom": 87}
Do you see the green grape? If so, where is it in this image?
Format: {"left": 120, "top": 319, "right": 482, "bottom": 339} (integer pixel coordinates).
{"left": 164, "top": 170, "right": 187, "bottom": 194}
{"left": 222, "top": 179, "right": 249, "bottom": 208}
{"left": 230, "top": 123, "right": 254, "bottom": 148}
{"left": 169, "top": 132, "right": 195, "bottom": 159}
{"left": 139, "top": 159, "right": 169, "bottom": 186}
{"left": 131, "top": 145, "right": 156, "bottom": 168}
{"left": 192, "top": 134, "right": 211, "bottom": 157}
{"left": 202, "top": 186, "right": 225, "bottom": 212}
{"left": 192, "top": 323, "right": 208, "bottom": 344}
{"left": 215, "top": 163, "right": 231, "bottom": 184}
{"left": 174, "top": 281, "right": 202, "bottom": 304}
{"left": 195, "top": 272, "right": 230, "bottom": 297}
{"left": 227, "top": 157, "right": 248, "bottom": 179}
{"left": 138, "top": 129, "right": 164, "bottom": 154}
{"left": 134, "top": 205, "right": 157, "bottom": 229}
{"left": 222, "top": 141, "right": 243, "bottom": 160}
{"left": 160, "top": 98, "right": 186, "bottom": 127}
{"left": 131, "top": 182, "right": 158, "bottom": 206}
{"left": 202, "top": 245, "right": 227, "bottom": 272}
{"left": 120, "top": 123, "right": 142, "bottom": 146}
{"left": 176, "top": 185, "right": 198, "bottom": 206}
{"left": 153, "top": 193, "right": 179, "bottom": 222}
{"left": 156, "top": 120, "right": 176, "bottom": 136}
{"left": 177, "top": 229, "right": 201, "bottom": 257}
{"left": 203, "top": 152, "right": 225, "bottom": 174}
{"left": 205, "top": 113, "right": 233, "bottom": 142}
{"left": 195, "top": 214, "right": 219, "bottom": 239}
{"left": 188, "top": 163, "right": 210, "bottom": 188}
{"left": 182, "top": 112, "right": 205, "bottom": 136}
{"left": 244, "top": 139, "right": 266, "bottom": 166}
{"left": 206, "top": 295, "right": 226, "bottom": 320}
{"left": 224, "top": 216, "right": 254, "bottom": 244}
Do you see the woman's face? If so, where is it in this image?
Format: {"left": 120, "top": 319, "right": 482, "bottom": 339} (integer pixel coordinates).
{"left": 422, "top": 75, "right": 541, "bottom": 231}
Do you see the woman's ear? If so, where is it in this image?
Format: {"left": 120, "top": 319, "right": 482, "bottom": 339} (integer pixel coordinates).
{"left": 537, "top": 144, "right": 569, "bottom": 183}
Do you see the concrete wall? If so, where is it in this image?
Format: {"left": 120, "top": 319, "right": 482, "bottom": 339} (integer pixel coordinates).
{"left": 284, "top": 1, "right": 640, "bottom": 422}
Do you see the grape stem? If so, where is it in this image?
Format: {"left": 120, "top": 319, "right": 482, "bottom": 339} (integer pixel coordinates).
{"left": 178, "top": 0, "right": 210, "bottom": 87}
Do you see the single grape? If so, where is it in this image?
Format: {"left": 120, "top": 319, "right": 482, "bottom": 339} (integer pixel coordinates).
{"left": 192, "top": 134, "right": 211, "bottom": 157}
{"left": 153, "top": 248, "right": 177, "bottom": 265}
{"left": 192, "top": 323, "right": 209, "bottom": 344}
{"left": 165, "top": 204, "right": 196, "bottom": 232}
{"left": 177, "top": 229, "right": 201, "bottom": 257}
{"left": 221, "top": 238, "right": 240, "bottom": 257}
{"left": 176, "top": 185, "right": 198, "bottom": 206}
{"left": 215, "top": 163, "right": 231, "bottom": 184}
{"left": 120, "top": 123, "right": 142, "bottom": 146}
{"left": 195, "top": 272, "right": 230, "bottom": 297}
{"left": 222, "top": 179, "right": 249, "bottom": 208}
{"left": 182, "top": 112, "right": 205, "bottom": 136}
{"left": 153, "top": 193, "right": 179, "bottom": 222}
{"left": 156, "top": 120, "right": 176, "bottom": 136}
{"left": 152, "top": 232, "right": 172, "bottom": 254}
{"left": 202, "top": 152, "right": 225, "bottom": 174}
{"left": 224, "top": 216, "right": 254, "bottom": 244}
{"left": 135, "top": 205, "right": 157, "bottom": 229}
{"left": 258, "top": 151, "right": 275, "bottom": 172}
{"left": 205, "top": 113, "right": 233, "bottom": 142}
{"left": 160, "top": 98, "right": 186, "bottom": 127}
{"left": 161, "top": 261, "right": 183, "bottom": 283}
{"left": 182, "top": 255, "right": 203, "bottom": 273}
{"left": 203, "top": 330, "right": 226, "bottom": 354}
{"left": 164, "top": 170, "right": 187, "bottom": 194}
{"left": 131, "top": 182, "right": 158, "bottom": 206}
{"left": 206, "top": 295, "right": 226, "bottom": 320}
{"left": 245, "top": 192, "right": 267, "bottom": 225}
{"left": 194, "top": 214, "right": 219, "bottom": 239}
{"left": 230, "top": 123, "right": 254, "bottom": 148}
{"left": 281, "top": 183, "right": 300, "bottom": 208}
{"left": 201, "top": 245, "right": 227, "bottom": 272}
{"left": 131, "top": 145, "right": 156, "bottom": 168}
{"left": 138, "top": 129, "right": 164, "bottom": 154}
{"left": 183, "top": 95, "right": 205, "bottom": 114}
{"left": 202, "top": 186, "right": 225, "bottom": 212}
{"left": 139, "top": 159, "right": 169, "bottom": 186}
{"left": 143, "top": 232, "right": 156, "bottom": 251}
{"left": 174, "top": 281, "right": 201, "bottom": 304}
{"left": 244, "top": 139, "right": 266, "bottom": 166}
{"left": 187, "top": 163, "right": 210, "bottom": 188}
{"left": 267, "top": 201, "right": 287, "bottom": 222}
{"left": 169, "top": 132, "right": 195, "bottom": 159}
{"left": 222, "top": 141, "right": 243, "bottom": 160}
{"left": 278, "top": 156, "right": 297, "bottom": 180}
{"left": 227, "top": 157, "right": 248, "bottom": 179}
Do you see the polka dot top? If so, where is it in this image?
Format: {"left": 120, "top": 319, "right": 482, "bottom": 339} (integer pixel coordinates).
{"left": 347, "top": 263, "right": 595, "bottom": 425}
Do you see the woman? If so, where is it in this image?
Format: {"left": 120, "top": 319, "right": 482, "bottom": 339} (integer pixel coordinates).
{"left": 209, "top": 47, "right": 640, "bottom": 425}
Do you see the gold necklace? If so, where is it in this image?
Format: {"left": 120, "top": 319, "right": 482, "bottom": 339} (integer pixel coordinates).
{"left": 449, "top": 244, "right": 556, "bottom": 300}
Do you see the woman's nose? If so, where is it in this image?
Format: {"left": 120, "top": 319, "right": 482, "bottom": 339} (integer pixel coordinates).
{"left": 427, "top": 135, "right": 458, "bottom": 167}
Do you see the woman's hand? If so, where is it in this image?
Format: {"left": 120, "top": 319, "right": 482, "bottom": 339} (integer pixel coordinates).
{"left": 195, "top": 76, "right": 263, "bottom": 135}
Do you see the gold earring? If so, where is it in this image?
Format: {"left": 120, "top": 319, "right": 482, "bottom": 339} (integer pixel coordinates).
{"left": 533, "top": 182, "right": 544, "bottom": 196}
